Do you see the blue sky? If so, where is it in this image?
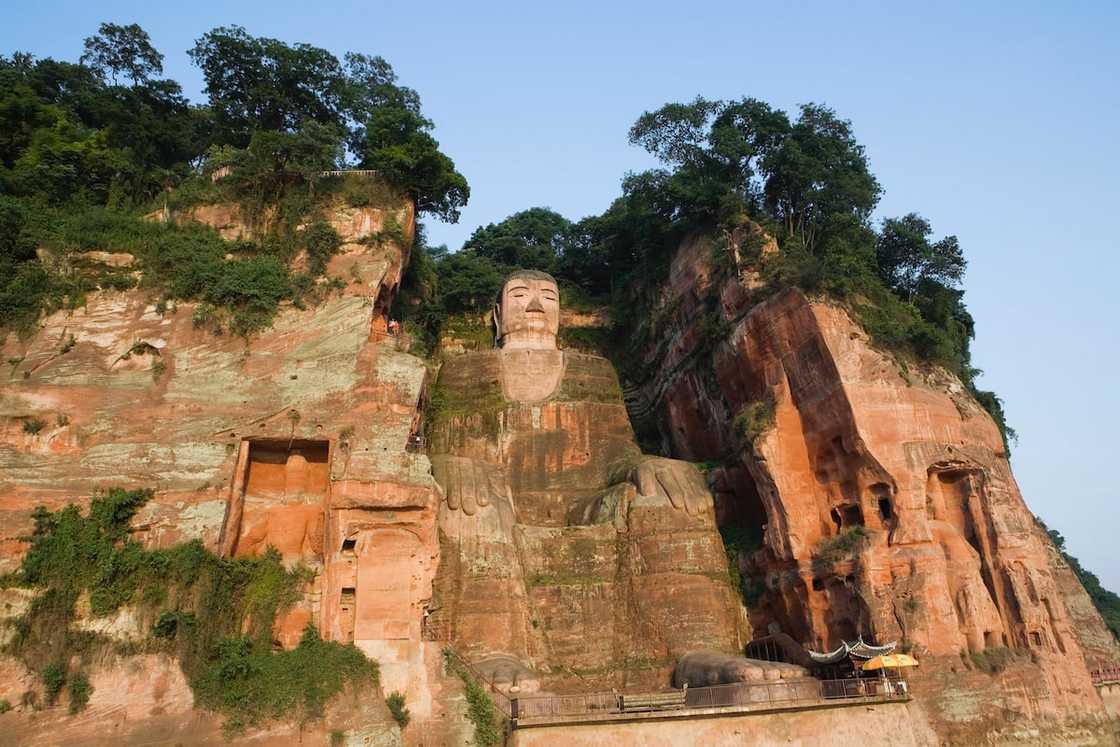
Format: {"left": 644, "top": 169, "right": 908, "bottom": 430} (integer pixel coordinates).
{"left": 5, "top": 1, "right": 1118, "bottom": 588}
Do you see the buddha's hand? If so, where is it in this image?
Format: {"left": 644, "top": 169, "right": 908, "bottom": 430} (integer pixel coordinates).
{"left": 629, "top": 457, "right": 712, "bottom": 516}
{"left": 431, "top": 455, "right": 506, "bottom": 516}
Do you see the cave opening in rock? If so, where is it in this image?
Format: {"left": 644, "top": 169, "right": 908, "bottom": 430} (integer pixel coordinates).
{"left": 712, "top": 465, "right": 775, "bottom": 631}
{"left": 877, "top": 497, "right": 893, "bottom": 521}
{"left": 841, "top": 504, "right": 864, "bottom": 527}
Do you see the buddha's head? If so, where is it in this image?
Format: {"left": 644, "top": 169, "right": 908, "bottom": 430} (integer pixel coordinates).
{"left": 494, "top": 270, "right": 560, "bottom": 350}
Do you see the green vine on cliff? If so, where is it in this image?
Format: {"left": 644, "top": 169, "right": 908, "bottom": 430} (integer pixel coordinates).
{"left": 442, "top": 650, "right": 506, "bottom": 747}
{"left": 720, "top": 525, "right": 766, "bottom": 608}
{"left": 2, "top": 488, "right": 377, "bottom": 731}
{"left": 732, "top": 395, "right": 777, "bottom": 447}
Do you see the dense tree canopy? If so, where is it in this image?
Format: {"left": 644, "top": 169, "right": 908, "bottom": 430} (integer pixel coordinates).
{"left": 0, "top": 22, "right": 468, "bottom": 332}
{"left": 81, "top": 23, "right": 164, "bottom": 85}
{"left": 188, "top": 26, "right": 468, "bottom": 220}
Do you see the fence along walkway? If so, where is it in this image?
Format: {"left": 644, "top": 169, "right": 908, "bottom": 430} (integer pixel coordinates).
{"left": 319, "top": 169, "right": 380, "bottom": 177}
{"left": 444, "top": 650, "right": 910, "bottom": 730}
{"left": 1092, "top": 667, "right": 1120, "bottom": 685}
{"left": 512, "top": 674, "right": 910, "bottom": 728}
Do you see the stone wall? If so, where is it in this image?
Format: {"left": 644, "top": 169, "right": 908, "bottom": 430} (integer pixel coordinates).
{"left": 512, "top": 701, "right": 940, "bottom": 747}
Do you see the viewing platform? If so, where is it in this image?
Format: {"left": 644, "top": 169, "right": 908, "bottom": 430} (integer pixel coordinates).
{"left": 445, "top": 651, "right": 910, "bottom": 732}
{"left": 511, "top": 677, "right": 910, "bottom": 729}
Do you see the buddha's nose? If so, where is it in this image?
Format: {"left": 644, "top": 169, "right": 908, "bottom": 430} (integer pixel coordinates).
{"left": 526, "top": 296, "right": 545, "bottom": 313}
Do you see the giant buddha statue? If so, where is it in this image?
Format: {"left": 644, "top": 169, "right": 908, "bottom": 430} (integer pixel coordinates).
{"left": 427, "top": 270, "right": 746, "bottom": 690}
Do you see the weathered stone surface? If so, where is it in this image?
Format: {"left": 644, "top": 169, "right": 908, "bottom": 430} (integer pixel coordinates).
{"left": 513, "top": 700, "right": 941, "bottom": 747}
{"left": 625, "top": 230, "right": 1116, "bottom": 735}
{"left": 0, "top": 198, "right": 442, "bottom": 742}
{"left": 426, "top": 272, "right": 748, "bottom": 694}
{"left": 3, "top": 207, "right": 1117, "bottom": 744}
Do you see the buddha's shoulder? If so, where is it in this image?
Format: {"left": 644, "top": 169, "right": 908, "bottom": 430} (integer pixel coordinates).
{"left": 560, "top": 350, "right": 618, "bottom": 376}
{"left": 437, "top": 350, "right": 503, "bottom": 386}
{"left": 556, "top": 351, "right": 624, "bottom": 404}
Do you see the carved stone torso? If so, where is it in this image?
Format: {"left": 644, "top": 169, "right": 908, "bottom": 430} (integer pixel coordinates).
{"left": 430, "top": 349, "right": 639, "bottom": 524}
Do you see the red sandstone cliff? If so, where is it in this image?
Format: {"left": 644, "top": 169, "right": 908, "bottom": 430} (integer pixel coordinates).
{"left": 621, "top": 231, "right": 1120, "bottom": 738}
{"left": 0, "top": 197, "right": 467, "bottom": 744}
{"left": 2, "top": 201, "right": 1118, "bottom": 745}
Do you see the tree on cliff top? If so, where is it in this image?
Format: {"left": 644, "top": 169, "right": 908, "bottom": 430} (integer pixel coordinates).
{"left": 81, "top": 22, "right": 164, "bottom": 86}
{"left": 628, "top": 97, "right": 880, "bottom": 249}
{"left": 189, "top": 26, "right": 468, "bottom": 221}
{"left": 463, "top": 207, "right": 572, "bottom": 272}
{"left": 876, "top": 213, "right": 966, "bottom": 301}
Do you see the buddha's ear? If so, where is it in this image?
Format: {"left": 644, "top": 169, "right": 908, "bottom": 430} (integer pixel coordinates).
{"left": 490, "top": 305, "right": 501, "bottom": 347}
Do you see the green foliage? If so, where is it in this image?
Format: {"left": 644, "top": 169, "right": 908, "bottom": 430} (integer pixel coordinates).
{"left": 67, "top": 671, "right": 92, "bottom": 713}
{"left": 81, "top": 23, "right": 163, "bottom": 85}
{"left": 969, "top": 387, "right": 1017, "bottom": 454}
{"left": 435, "top": 251, "right": 507, "bottom": 314}
{"left": 444, "top": 651, "right": 505, "bottom": 747}
{"left": 968, "top": 646, "right": 1021, "bottom": 675}
{"left": 0, "top": 698, "right": 11, "bottom": 714}
{"left": 559, "top": 94, "right": 1013, "bottom": 445}
{"left": 558, "top": 326, "right": 613, "bottom": 356}
{"left": 42, "top": 662, "right": 66, "bottom": 703}
{"left": 203, "top": 255, "right": 292, "bottom": 336}
{"left": 463, "top": 675, "right": 503, "bottom": 746}
{"left": 0, "top": 202, "right": 307, "bottom": 337}
{"left": 192, "top": 624, "right": 376, "bottom": 734}
{"left": 302, "top": 220, "right": 340, "bottom": 276}
{"left": 815, "top": 526, "right": 870, "bottom": 567}
{"left": 1, "top": 22, "right": 468, "bottom": 337}
{"left": 464, "top": 207, "right": 571, "bottom": 273}
{"left": 1041, "top": 519, "right": 1120, "bottom": 641}
{"left": 220, "top": 124, "right": 345, "bottom": 214}
{"left": 189, "top": 26, "right": 467, "bottom": 221}
{"left": 720, "top": 525, "right": 765, "bottom": 608}
{"left": 6, "top": 488, "right": 377, "bottom": 730}
{"left": 22, "top": 418, "right": 46, "bottom": 435}
{"left": 877, "top": 213, "right": 965, "bottom": 300}
{"left": 732, "top": 397, "right": 776, "bottom": 446}
{"left": 386, "top": 691, "right": 410, "bottom": 728}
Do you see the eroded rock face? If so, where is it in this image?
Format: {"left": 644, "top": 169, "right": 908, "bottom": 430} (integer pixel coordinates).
{"left": 425, "top": 272, "right": 748, "bottom": 692}
{"left": 0, "top": 198, "right": 438, "bottom": 741}
{"left": 625, "top": 231, "right": 1118, "bottom": 728}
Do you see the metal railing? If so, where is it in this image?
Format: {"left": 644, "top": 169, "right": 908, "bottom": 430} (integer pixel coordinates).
{"left": 511, "top": 674, "right": 908, "bottom": 726}
{"left": 441, "top": 647, "right": 909, "bottom": 729}
{"left": 319, "top": 169, "right": 380, "bottom": 177}
{"left": 517, "top": 692, "right": 619, "bottom": 720}
{"left": 368, "top": 326, "right": 412, "bottom": 351}
{"left": 1091, "top": 667, "right": 1120, "bottom": 685}
{"left": 442, "top": 649, "right": 516, "bottom": 717}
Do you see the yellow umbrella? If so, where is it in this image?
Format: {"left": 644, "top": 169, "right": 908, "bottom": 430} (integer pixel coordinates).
{"left": 862, "top": 654, "right": 919, "bottom": 671}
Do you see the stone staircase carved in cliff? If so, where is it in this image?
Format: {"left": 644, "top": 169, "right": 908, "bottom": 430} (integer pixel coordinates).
{"left": 621, "top": 382, "right": 658, "bottom": 425}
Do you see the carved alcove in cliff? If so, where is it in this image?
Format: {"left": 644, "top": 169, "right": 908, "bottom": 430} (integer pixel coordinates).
{"left": 925, "top": 463, "right": 1008, "bottom": 653}
{"left": 220, "top": 437, "right": 332, "bottom": 562}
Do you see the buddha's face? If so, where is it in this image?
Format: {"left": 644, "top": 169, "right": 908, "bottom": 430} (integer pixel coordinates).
{"left": 497, "top": 275, "right": 560, "bottom": 350}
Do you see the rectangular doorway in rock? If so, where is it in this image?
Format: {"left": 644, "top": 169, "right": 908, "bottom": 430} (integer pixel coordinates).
{"left": 340, "top": 587, "right": 356, "bottom": 643}
{"left": 243, "top": 439, "right": 330, "bottom": 499}
{"left": 220, "top": 438, "right": 332, "bottom": 559}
